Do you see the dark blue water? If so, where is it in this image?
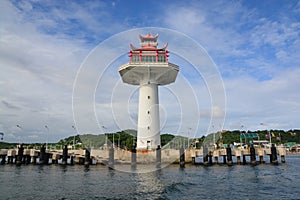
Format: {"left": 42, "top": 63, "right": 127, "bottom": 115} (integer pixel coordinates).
{"left": 1, "top": 155, "right": 300, "bottom": 200}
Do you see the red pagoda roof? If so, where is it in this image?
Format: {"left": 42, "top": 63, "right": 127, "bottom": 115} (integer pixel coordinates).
{"left": 130, "top": 33, "right": 168, "bottom": 51}
{"left": 139, "top": 33, "right": 158, "bottom": 40}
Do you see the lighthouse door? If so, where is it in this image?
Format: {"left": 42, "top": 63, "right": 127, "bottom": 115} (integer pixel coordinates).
{"left": 147, "top": 141, "right": 151, "bottom": 150}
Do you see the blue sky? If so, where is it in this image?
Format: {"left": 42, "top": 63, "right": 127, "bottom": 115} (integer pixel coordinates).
{"left": 1, "top": 0, "right": 300, "bottom": 143}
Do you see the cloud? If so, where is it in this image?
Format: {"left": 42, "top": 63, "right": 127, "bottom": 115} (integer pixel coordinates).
{"left": 1, "top": 100, "right": 21, "bottom": 110}
{"left": 1, "top": 0, "right": 299, "bottom": 143}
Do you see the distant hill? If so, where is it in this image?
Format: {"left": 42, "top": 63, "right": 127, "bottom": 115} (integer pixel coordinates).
{"left": 0, "top": 142, "right": 17, "bottom": 149}
{"left": 1, "top": 129, "right": 299, "bottom": 149}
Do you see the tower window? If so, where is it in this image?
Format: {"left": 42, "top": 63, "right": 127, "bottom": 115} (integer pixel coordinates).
{"left": 147, "top": 110, "right": 150, "bottom": 114}
{"left": 147, "top": 126, "right": 150, "bottom": 130}
{"left": 148, "top": 96, "right": 150, "bottom": 99}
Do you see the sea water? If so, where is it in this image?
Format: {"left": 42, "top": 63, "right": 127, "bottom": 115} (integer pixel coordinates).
{"left": 0, "top": 155, "right": 300, "bottom": 200}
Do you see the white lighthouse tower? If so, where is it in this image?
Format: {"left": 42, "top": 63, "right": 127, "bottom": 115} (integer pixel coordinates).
{"left": 118, "top": 34, "right": 179, "bottom": 150}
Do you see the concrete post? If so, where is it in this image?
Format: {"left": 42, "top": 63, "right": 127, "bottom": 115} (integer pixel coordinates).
{"left": 281, "top": 155, "right": 286, "bottom": 163}
{"left": 156, "top": 145, "right": 161, "bottom": 168}
{"left": 45, "top": 153, "right": 50, "bottom": 165}
{"left": 226, "top": 145, "right": 233, "bottom": 165}
{"left": 179, "top": 146, "right": 185, "bottom": 168}
{"left": 62, "top": 145, "right": 68, "bottom": 165}
{"left": 213, "top": 150, "right": 219, "bottom": 165}
{"left": 223, "top": 155, "right": 227, "bottom": 164}
{"left": 32, "top": 156, "right": 37, "bottom": 164}
{"left": 203, "top": 146, "right": 208, "bottom": 165}
{"left": 131, "top": 144, "right": 137, "bottom": 169}
{"left": 271, "top": 144, "right": 278, "bottom": 164}
{"left": 84, "top": 148, "right": 91, "bottom": 166}
{"left": 0, "top": 155, "right": 5, "bottom": 165}
{"left": 250, "top": 146, "right": 256, "bottom": 165}
{"left": 208, "top": 151, "right": 213, "bottom": 165}
{"left": 39, "top": 144, "right": 46, "bottom": 165}
{"left": 214, "top": 156, "right": 218, "bottom": 164}
{"left": 25, "top": 155, "right": 31, "bottom": 165}
{"left": 237, "top": 156, "right": 241, "bottom": 165}
{"left": 242, "top": 155, "right": 246, "bottom": 165}
{"left": 70, "top": 155, "right": 74, "bottom": 165}
{"left": 8, "top": 156, "right": 14, "bottom": 164}
{"left": 109, "top": 145, "right": 114, "bottom": 169}
{"left": 16, "top": 144, "right": 24, "bottom": 166}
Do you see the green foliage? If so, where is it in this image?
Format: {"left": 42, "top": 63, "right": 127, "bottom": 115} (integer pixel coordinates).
{"left": 221, "top": 130, "right": 241, "bottom": 144}
{"left": 161, "top": 134, "right": 175, "bottom": 146}
{"left": 219, "top": 129, "right": 300, "bottom": 145}
{"left": 106, "top": 129, "right": 137, "bottom": 150}
{"left": 0, "top": 142, "right": 16, "bottom": 149}
{"left": 1, "top": 129, "right": 300, "bottom": 150}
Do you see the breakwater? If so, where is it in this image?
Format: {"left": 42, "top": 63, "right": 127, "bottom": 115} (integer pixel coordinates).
{"left": 0, "top": 144, "right": 286, "bottom": 168}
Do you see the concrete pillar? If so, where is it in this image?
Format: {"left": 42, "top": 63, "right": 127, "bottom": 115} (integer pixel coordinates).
{"left": 237, "top": 156, "right": 241, "bottom": 165}
{"left": 131, "top": 144, "right": 137, "bottom": 169}
{"left": 242, "top": 155, "right": 246, "bottom": 165}
{"left": 203, "top": 146, "right": 208, "bottom": 165}
{"left": 62, "top": 145, "right": 68, "bottom": 165}
{"left": 214, "top": 156, "right": 218, "bottom": 164}
{"left": 226, "top": 146, "right": 233, "bottom": 165}
{"left": 223, "top": 155, "right": 227, "bottom": 164}
{"left": 0, "top": 155, "right": 6, "bottom": 164}
{"left": 250, "top": 146, "right": 256, "bottom": 165}
{"left": 281, "top": 155, "right": 286, "bottom": 163}
{"left": 85, "top": 148, "right": 91, "bottom": 166}
{"left": 44, "top": 153, "right": 50, "bottom": 165}
{"left": 7, "top": 156, "right": 14, "bottom": 164}
{"left": 208, "top": 151, "right": 213, "bottom": 165}
{"left": 257, "top": 148, "right": 264, "bottom": 164}
{"left": 179, "top": 146, "right": 185, "bottom": 168}
{"left": 278, "top": 147, "right": 286, "bottom": 163}
{"left": 7, "top": 156, "right": 13, "bottom": 164}
{"left": 52, "top": 154, "right": 58, "bottom": 164}
{"left": 271, "top": 144, "right": 278, "bottom": 164}
{"left": 25, "top": 155, "right": 31, "bottom": 165}
{"left": 109, "top": 146, "right": 114, "bottom": 169}
{"left": 16, "top": 144, "right": 24, "bottom": 166}
{"left": 70, "top": 155, "right": 74, "bottom": 165}
{"left": 32, "top": 156, "right": 37, "bottom": 164}
{"left": 156, "top": 145, "right": 161, "bottom": 168}
{"left": 39, "top": 145, "right": 46, "bottom": 165}
{"left": 259, "top": 156, "right": 264, "bottom": 164}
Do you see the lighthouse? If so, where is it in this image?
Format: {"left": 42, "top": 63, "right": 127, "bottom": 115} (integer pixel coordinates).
{"left": 118, "top": 34, "right": 179, "bottom": 150}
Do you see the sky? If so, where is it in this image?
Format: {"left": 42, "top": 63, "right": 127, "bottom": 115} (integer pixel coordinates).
{"left": 0, "top": 0, "right": 300, "bottom": 143}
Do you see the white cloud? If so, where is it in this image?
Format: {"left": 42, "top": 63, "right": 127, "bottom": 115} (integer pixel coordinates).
{"left": 1, "top": 0, "right": 299, "bottom": 144}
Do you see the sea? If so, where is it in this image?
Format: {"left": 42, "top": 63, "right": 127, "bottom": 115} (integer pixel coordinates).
{"left": 1, "top": 155, "right": 300, "bottom": 200}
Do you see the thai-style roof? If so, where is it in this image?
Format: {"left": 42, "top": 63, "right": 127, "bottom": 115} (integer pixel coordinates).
{"left": 130, "top": 33, "right": 168, "bottom": 51}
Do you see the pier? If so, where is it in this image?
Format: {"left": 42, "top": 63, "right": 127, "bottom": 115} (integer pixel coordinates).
{"left": 0, "top": 145, "right": 286, "bottom": 168}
